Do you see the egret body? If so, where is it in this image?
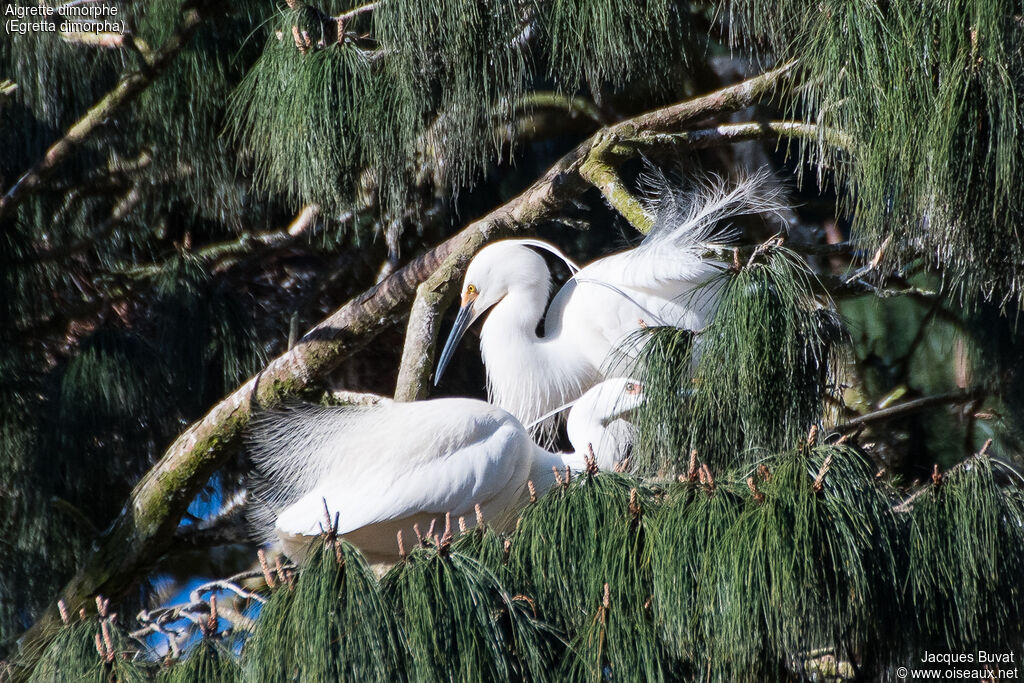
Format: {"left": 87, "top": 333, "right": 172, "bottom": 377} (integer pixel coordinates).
{"left": 435, "top": 174, "right": 784, "bottom": 438}
{"left": 249, "top": 378, "right": 643, "bottom": 564}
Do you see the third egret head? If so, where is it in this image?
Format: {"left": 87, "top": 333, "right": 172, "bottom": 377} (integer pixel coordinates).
{"left": 435, "top": 242, "right": 552, "bottom": 384}
{"left": 567, "top": 377, "right": 645, "bottom": 469}
{"left": 570, "top": 378, "right": 645, "bottom": 425}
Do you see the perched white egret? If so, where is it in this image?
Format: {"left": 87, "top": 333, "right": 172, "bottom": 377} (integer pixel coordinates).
{"left": 248, "top": 378, "right": 644, "bottom": 564}
{"left": 434, "top": 172, "right": 785, "bottom": 439}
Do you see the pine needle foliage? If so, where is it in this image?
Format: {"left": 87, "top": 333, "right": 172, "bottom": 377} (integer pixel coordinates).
{"left": 55, "top": 329, "right": 165, "bottom": 448}
{"left": 27, "top": 616, "right": 149, "bottom": 683}
{"left": 225, "top": 1, "right": 705, "bottom": 223}
{"left": 647, "top": 478, "right": 746, "bottom": 666}
{"left": 243, "top": 537, "right": 405, "bottom": 681}
{"left": 449, "top": 521, "right": 509, "bottom": 574}
{"left": 226, "top": 7, "right": 394, "bottom": 216}
{"left": 157, "top": 640, "right": 241, "bottom": 683}
{"left": 629, "top": 248, "right": 848, "bottom": 474}
{"left": 724, "top": 0, "right": 1024, "bottom": 305}
{"left": 380, "top": 542, "right": 552, "bottom": 683}
{"left": 904, "top": 455, "right": 1024, "bottom": 654}
{"left": 128, "top": 0, "right": 268, "bottom": 225}
{"left": 668, "top": 443, "right": 901, "bottom": 680}
{"left": 373, "top": 0, "right": 530, "bottom": 194}
{"left": 0, "top": 381, "right": 89, "bottom": 652}
{"left": 507, "top": 471, "right": 665, "bottom": 682}
{"left": 0, "top": 26, "right": 121, "bottom": 180}
{"left": 150, "top": 255, "right": 266, "bottom": 413}
{"left": 540, "top": 0, "right": 689, "bottom": 91}
{"left": 46, "top": 328, "right": 169, "bottom": 529}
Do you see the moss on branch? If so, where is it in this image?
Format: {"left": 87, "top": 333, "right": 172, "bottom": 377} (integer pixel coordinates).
{"left": 579, "top": 135, "right": 655, "bottom": 234}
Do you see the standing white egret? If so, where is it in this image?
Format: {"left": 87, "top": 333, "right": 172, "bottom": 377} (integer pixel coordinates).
{"left": 248, "top": 378, "right": 644, "bottom": 564}
{"left": 434, "top": 172, "right": 785, "bottom": 438}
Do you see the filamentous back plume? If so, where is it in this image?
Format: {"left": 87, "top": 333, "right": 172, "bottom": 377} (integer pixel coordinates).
{"left": 247, "top": 379, "right": 646, "bottom": 564}
{"left": 435, "top": 169, "right": 788, "bottom": 446}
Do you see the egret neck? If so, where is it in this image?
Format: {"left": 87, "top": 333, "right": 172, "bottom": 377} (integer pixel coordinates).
{"left": 479, "top": 281, "right": 598, "bottom": 439}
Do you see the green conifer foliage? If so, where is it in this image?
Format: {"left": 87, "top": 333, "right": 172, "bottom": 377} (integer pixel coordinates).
{"left": 629, "top": 248, "right": 847, "bottom": 474}
{"left": 726, "top": 0, "right": 1024, "bottom": 304}
{"left": 540, "top": 0, "right": 688, "bottom": 90}
{"left": 226, "top": 9, "right": 383, "bottom": 215}
{"left": 449, "top": 520, "right": 508, "bottom": 573}
{"left": 244, "top": 537, "right": 406, "bottom": 680}
{"left": 647, "top": 478, "right": 745, "bottom": 667}
{"left": 27, "top": 612, "right": 149, "bottom": 683}
{"left": 373, "top": 0, "right": 531, "bottom": 193}
{"left": 508, "top": 471, "right": 664, "bottom": 681}
{"left": 129, "top": 0, "right": 268, "bottom": 226}
{"left": 381, "top": 541, "right": 552, "bottom": 683}
{"left": 905, "top": 454, "right": 1024, "bottom": 654}
{"left": 156, "top": 640, "right": 241, "bottom": 683}
{"left": 649, "top": 443, "right": 901, "bottom": 680}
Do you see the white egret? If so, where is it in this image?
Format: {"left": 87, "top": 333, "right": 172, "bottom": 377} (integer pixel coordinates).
{"left": 435, "top": 172, "right": 785, "bottom": 439}
{"left": 248, "top": 378, "right": 644, "bottom": 564}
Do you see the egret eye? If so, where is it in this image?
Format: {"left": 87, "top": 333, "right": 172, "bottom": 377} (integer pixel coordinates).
{"left": 625, "top": 382, "right": 635, "bottom": 392}
{"left": 467, "top": 284, "right": 477, "bottom": 294}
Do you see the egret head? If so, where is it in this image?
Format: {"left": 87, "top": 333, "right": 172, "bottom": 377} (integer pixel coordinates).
{"left": 571, "top": 378, "right": 645, "bottom": 425}
{"left": 435, "top": 241, "right": 551, "bottom": 384}
{"left": 567, "top": 377, "right": 644, "bottom": 465}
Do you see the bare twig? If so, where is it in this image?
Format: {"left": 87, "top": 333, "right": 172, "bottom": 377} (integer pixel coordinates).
{"left": 328, "top": 389, "right": 389, "bottom": 406}
{"left": 838, "top": 389, "right": 985, "bottom": 431}
{"left": 334, "top": 1, "right": 377, "bottom": 23}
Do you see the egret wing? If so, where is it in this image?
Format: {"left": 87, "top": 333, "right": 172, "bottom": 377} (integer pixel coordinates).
{"left": 250, "top": 400, "right": 530, "bottom": 538}
{"left": 544, "top": 172, "right": 784, "bottom": 343}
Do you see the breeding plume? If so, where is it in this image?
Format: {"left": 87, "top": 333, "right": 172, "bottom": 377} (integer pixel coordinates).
{"left": 435, "top": 172, "right": 786, "bottom": 438}
{"left": 248, "top": 378, "right": 644, "bottom": 564}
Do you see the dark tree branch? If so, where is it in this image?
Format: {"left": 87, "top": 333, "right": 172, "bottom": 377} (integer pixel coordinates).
{"left": 837, "top": 388, "right": 986, "bottom": 431}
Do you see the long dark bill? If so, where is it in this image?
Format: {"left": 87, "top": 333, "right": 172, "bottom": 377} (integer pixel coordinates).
{"left": 434, "top": 302, "right": 475, "bottom": 386}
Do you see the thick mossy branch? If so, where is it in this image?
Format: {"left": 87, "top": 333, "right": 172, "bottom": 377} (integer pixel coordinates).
{"left": 579, "top": 135, "right": 655, "bottom": 234}
{"left": 393, "top": 267, "right": 460, "bottom": 401}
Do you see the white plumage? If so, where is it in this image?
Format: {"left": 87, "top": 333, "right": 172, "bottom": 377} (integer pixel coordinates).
{"left": 248, "top": 378, "right": 644, "bottom": 564}
{"left": 435, "top": 171, "right": 786, "bottom": 441}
